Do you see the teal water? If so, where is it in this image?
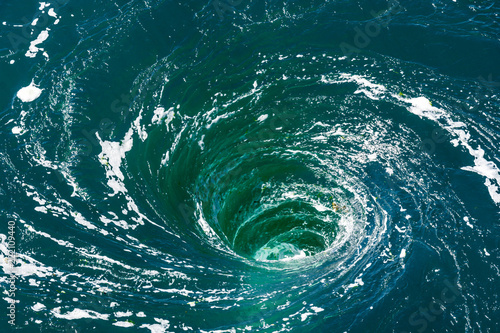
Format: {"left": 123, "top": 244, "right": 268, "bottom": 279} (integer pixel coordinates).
{"left": 1, "top": 0, "right": 499, "bottom": 332}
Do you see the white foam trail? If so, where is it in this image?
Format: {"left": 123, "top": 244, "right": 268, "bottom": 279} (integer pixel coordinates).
{"left": 25, "top": 29, "right": 50, "bottom": 58}
{"left": 139, "top": 318, "right": 170, "bottom": 333}
{"left": 398, "top": 95, "right": 500, "bottom": 204}
{"left": 324, "top": 73, "right": 500, "bottom": 204}
{"left": 51, "top": 308, "right": 109, "bottom": 320}
{"left": 97, "top": 129, "right": 134, "bottom": 195}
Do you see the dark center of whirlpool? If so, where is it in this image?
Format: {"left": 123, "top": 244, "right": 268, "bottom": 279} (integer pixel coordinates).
{"left": 203, "top": 154, "right": 341, "bottom": 261}
{"left": 157, "top": 89, "right": 374, "bottom": 263}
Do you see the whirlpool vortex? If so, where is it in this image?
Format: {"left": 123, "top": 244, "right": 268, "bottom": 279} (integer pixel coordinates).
{"left": 3, "top": 1, "right": 498, "bottom": 331}
{"left": 121, "top": 51, "right": 391, "bottom": 268}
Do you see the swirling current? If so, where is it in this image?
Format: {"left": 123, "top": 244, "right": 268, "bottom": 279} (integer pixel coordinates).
{"left": 1, "top": 0, "right": 499, "bottom": 332}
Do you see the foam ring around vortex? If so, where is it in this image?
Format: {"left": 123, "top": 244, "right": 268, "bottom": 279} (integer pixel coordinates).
{"left": 184, "top": 99, "right": 375, "bottom": 263}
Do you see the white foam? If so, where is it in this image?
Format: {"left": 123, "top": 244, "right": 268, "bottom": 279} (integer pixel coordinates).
{"left": 113, "top": 321, "right": 134, "bottom": 327}
{"left": 195, "top": 203, "right": 223, "bottom": 250}
{"left": 29, "top": 278, "right": 40, "bottom": 286}
{"left": 198, "top": 134, "right": 205, "bottom": 150}
{"left": 407, "top": 97, "right": 439, "bottom": 119}
{"left": 313, "top": 203, "right": 329, "bottom": 212}
{"left": 257, "top": 114, "right": 268, "bottom": 122}
{"left": 301, "top": 312, "right": 314, "bottom": 321}
{"left": 151, "top": 106, "right": 175, "bottom": 128}
{"left": 25, "top": 223, "right": 74, "bottom": 249}
{"left": 139, "top": 318, "right": 170, "bottom": 333}
{"left": 99, "top": 215, "right": 129, "bottom": 229}
{"left": 1, "top": 234, "right": 54, "bottom": 278}
{"left": 48, "top": 8, "right": 57, "bottom": 18}
{"left": 206, "top": 110, "right": 236, "bottom": 129}
{"left": 46, "top": 7, "right": 59, "bottom": 24}
{"left": 97, "top": 128, "right": 153, "bottom": 225}
{"left": 465, "top": 169, "right": 500, "bottom": 203}
{"left": 348, "top": 277, "right": 364, "bottom": 288}
{"left": 26, "top": 29, "right": 50, "bottom": 58}
{"left": 340, "top": 73, "right": 387, "bottom": 100}
{"left": 72, "top": 212, "right": 96, "bottom": 230}
{"left": 17, "top": 82, "right": 43, "bottom": 102}
{"left": 160, "top": 151, "right": 169, "bottom": 165}
{"left": 12, "top": 126, "right": 22, "bottom": 134}
{"left": 97, "top": 128, "right": 134, "bottom": 195}
{"left": 279, "top": 250, "right": 307, "bottom": 261}
{"left": 51, "top": 308, "right": 109, "bottom": 320}
{"left": 115, "top": 311, "right": 133, "bottom": 318}
{"left": 395, "top": 225, "right": 406, "bottom": 233}
{"left": 397, "top": 94, "right": 500, "bottom": 204}
{"left": 320, "top": 73, "right": 387, "bottom": 100}
{"left": 463, "top": 216, "right": 472, "bottom": 227}
{"left": 309, "top": 122, "right": 329, "bottom": 129}
{"left": 311, "top": 135, "right": 326, "bottom": 141}
{"left": 131, "top": 107, "right": 147, "bottom": 141}
{"left": 32, "top": 303, "right": 46, "bottom": 311}
{"left": 151, "top": 107, "right": 165, "bottom": 124}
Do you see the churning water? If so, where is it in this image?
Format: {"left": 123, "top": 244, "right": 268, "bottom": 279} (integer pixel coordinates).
{"left": 1, "top": 0, "right": 499, "bottom": 332}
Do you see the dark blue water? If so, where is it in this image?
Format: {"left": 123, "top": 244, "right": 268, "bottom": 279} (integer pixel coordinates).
{"left": 1, "top": 0, "right": 499, "bottom": 332}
